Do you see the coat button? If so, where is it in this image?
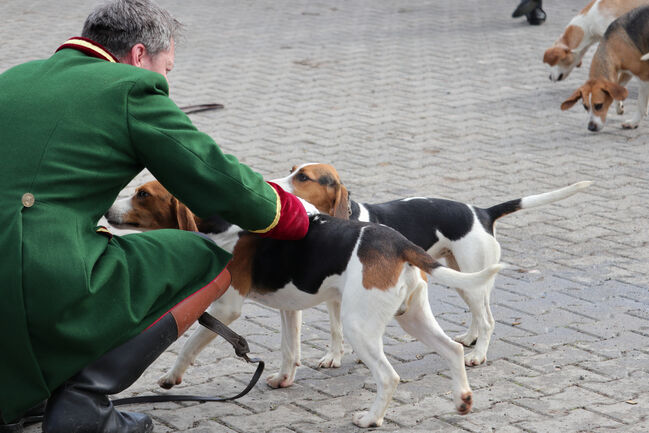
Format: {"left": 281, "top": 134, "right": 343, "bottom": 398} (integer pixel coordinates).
{"left": 22, "top": 193, "right": 35, "bottom": 207}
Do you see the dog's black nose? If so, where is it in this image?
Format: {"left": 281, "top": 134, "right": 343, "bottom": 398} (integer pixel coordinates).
{"left": 557, "top": 73, "right": 564, "bottom": 81}
{"left": 588, "top": 122, "right": 599, "bottom": 132}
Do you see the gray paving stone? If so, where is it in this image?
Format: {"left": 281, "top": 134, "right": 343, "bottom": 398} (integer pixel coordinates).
{"left": 5, "top": 0, "right": 649, "bottom": 431}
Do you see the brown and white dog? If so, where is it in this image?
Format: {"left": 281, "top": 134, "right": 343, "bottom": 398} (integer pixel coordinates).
{"left": 561, "top": 5, "right": 649, "bottom": 131}
{"left": 106, "top": 180, "right": 503, "bottom": 427}
{"left": 274, "top": 164, "right": 591, "bottom": 367}
{"left": 543, "top": 0, "right": 649, "bottom": 83}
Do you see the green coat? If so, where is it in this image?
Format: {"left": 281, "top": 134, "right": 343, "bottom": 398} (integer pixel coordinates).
{"left": 0, "top": 43, "right": 279, "bottom": 422}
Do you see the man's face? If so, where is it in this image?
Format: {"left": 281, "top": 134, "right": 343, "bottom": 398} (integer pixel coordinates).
{"left": 140, "top": 39, "right": 175, "bottom": 81}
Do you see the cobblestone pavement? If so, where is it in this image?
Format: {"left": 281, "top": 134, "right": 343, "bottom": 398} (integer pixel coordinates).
{"left": 3, "top": 0, "right": 648, "bottom": 431}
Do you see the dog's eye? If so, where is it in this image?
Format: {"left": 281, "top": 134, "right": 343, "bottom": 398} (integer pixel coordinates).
{"left": 136, "top": 190, "right": 150, "bottom": 199}
{"left": 296, "top": 173, "right": 309, "bottom": 182}
{"left": 594, "top": 103, "right": 603, "bottom": 111}
{"left": 583, "top": 104, "right": 588, "bottom": 111}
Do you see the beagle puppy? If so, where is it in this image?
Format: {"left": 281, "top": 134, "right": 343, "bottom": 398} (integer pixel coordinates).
{"left": 106, "top": 180, "right": 503, "bottom": 427}
{"left": 274, "top": 164, "right": 591, "bottom": 366}
{"left": 561, "top": 5, "right": 649, "bottom": 131}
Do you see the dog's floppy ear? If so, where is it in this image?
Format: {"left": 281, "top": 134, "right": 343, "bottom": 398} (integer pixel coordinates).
{"left": 603, "top": 81, "right": 628, "bottom": 101}
{"left": 331, "top": 183, "right": 350, "bottom": 219}
{"left": 543, "top": 45, "right": 569, "bottom": 66}
{"left": 171, "top": 197, "right": 199, "bottom": 232}
{"left": 561, "top": 88, "right": 583, "bottom": 110}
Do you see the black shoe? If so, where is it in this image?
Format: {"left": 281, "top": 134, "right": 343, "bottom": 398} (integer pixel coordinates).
{"left": 512, "top": 0, "right": 540, "bottom": 18}
{"left": 42, "top": 314, "right": 178, "bottom": 433}
{"left": 526, "top": 7, "right": 546, "bottom": 25}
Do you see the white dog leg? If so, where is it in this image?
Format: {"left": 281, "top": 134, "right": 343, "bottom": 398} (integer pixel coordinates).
{"left": 341, "top": 280, "right": 403, "bottom": 428}
{"left": 395, "top": 281, "right": 473, "bottom": 415}
{"left": 616, "top": 72, "right": 632, "bottom": 115}
{"left": 344, "top": 318, "right": 398, "bottom": 428}
{"left": 266, "top": 309, "right": 302, "bottom": 388}
{"left": 158, "top": 288, "right": 244, "bottom": 389}
{"left": 622, "top": 82, "right": 649, "bottom": 129}
{"left": 318, "top": 299, "right": 344, "bottom": 368}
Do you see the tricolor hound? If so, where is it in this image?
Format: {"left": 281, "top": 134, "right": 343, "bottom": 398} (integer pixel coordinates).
{"left": 561, "top": 5, "right": 649, "bottom": 131}
{"left": 543, "top": 0, "right": 649, "bottom": 83}
{"left": 274, "top": 164, "right": 591, "bottom": 366}
{"left": 106, "top": 181, "right": 502, "bottom": 427}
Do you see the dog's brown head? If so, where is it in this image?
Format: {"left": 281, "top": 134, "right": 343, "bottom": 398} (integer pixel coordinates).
{"left": 272, "top": 163, "right": 350, "bottom": 219}
{"left": 543, "top": 25, "right": 585, "bottom": 82}
{"left": 105, "top": 180, "right": 198, "bottom": 231}
{"left": 560, "top": 79, "right": 628, "bottom": 132}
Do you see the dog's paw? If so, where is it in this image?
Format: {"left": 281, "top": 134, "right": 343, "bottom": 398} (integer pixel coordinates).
{"left": 464, "top": 350, "right": 486, "bottom": 366}
{"left": 622, "top": 119, "right": 640, "bottom": 129}
{"left": 266, "top": 372, "right": 294, "bottom": 388}
{"left": 352, "top": 411, "right": 383, "bottom": 428}
{"left": 158, "top": 371, "right": 182, "bottom": 389}
{"left": 454, "top": 332, "right": 477, "bottom": 347}
{"left": 317, "top": 351, "right": 343, "bottom": 368}
{"left": 455, "top": 391, "right": 473, "bottom": 415}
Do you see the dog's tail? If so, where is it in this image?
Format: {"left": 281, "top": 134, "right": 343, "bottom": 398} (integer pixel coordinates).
{"left": 403, "top": 248, "right": 503, "bottom": 291}
{"left": 479, "top": 181, "right": 592, "bottom": 233}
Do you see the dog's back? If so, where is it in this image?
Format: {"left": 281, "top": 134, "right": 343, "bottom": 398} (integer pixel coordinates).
{"left": 607, "top": 5, "right": 649, "bottom": 54}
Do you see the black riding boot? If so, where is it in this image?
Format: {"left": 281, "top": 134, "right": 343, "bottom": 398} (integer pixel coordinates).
{"left": 42, "top": 313, "right": 178, "bottom": 433}
{"left": 0, "top": 419, "right": 23, "bottom": 433}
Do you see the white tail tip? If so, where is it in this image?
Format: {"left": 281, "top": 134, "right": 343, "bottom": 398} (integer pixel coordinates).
{"left": 574, "top": 180, "right": 593, "bottom": 189}
{"left": 642, "top": 53, "right": 649, "bottom": 61}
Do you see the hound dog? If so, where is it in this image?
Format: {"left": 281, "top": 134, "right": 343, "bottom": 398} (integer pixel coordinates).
{"left": 543, "top": 0, "right": 649, "bottom": 114}
{"left": 106, "top": 181, "right": 503, "bottom": 427}
{"left": 274, "top": 164, "right": 591, "bottom": 367}
{"left": 561, "top": 5, "right": 649, "bottom": 131}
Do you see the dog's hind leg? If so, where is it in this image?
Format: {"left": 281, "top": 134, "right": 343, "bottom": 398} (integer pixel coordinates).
{"left": 446, "top": 253, "right": 479, "bottom": 347}
{"left": 343, "top": 316, "right": 399, "bottom": 428}
{"left": 267, "top": 309, "right": 302, "bottom": 388}
{"left": 623, "top": 82, "right": 649, "bottom": 129}
{"left": 341, "top": 282, "right": 401, "bottom": 427}
{"left": 158, "top": 287, "right": 244, "bottom": 389}
{"left": 449, "top": 234, "right": 500, "bottom": 366}
{"left": 395, "top": 278, "right": 473, "bottom": 415}
{"left": 318, "top": 300, "right": 344, "bottom": 368}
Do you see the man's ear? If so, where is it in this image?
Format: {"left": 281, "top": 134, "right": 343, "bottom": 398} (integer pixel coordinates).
{"left": 171, "top": 197, "right": 199, "bottom": 232}
{"left": 604, "top": 81, "right": 628, "bottom": 101}
{"left": 119, "top": 43, "right": 148, "bottom": 67}
{"left": 561, "top": 88, "right": 583, "bottom": 110}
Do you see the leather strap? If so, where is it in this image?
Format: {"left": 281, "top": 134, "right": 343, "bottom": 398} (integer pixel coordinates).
{"left": 112, "top": 312, "right": 264, "bottom": 405}
{"left": 21, "top": 313, "right": 264, "bottom": 425}
{"left": 179, "top": 103, "right": 224, "bottom": 114}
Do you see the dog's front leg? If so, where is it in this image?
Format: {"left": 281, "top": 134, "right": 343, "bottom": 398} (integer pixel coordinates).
{"left": 266, "top": 309, "right": 302, "bottom": 388}
{"left": 318, "top": 299, "right": 344, "bottom": 368}
{"left": 616, "top": 72, "right": 632, "bottom": 115}
{"left": 158, "top": 288, "right": 244, "bottom": 389}
{"left": 622, "top": 82, "right": 649, "bottom": 129}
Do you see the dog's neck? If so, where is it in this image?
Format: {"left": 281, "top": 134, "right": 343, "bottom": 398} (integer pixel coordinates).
{"left": 349, "top": 200, "right": 363, "bottom": 220}
{"left": 196, "top": 214, "right": 233, "bottom": 234}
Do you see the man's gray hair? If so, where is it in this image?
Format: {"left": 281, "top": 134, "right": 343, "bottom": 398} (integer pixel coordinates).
{"left": 82, "top": 0, "right": 181, "bottom": 59}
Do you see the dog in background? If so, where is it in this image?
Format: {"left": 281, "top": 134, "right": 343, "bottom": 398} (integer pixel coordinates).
{"left": 106, "top": 180, "right": 503, "bottom": 427}
{"left": 275, "top": 164, "right": 591, "bottom": 367}
{"left": 561, "top": 5, "right": 649, "bottom": 131}
{"left": 543, "top": 0, "right": 649, "bottom": 82}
